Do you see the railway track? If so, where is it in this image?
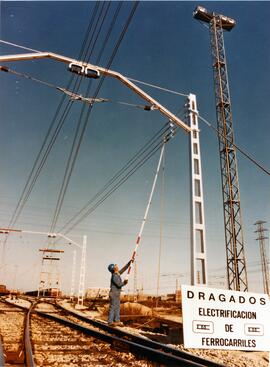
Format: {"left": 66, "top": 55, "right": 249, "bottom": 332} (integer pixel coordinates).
{"left": 30, "top": 311, "right": 149, "bottom": 366}
{"left": 32, "top": 300, "right": 225, "bottom": 367}
{"left": 1, "top": 299, "right": 150, "bottom": 366}
{"left": 0, "top": 298, "right": 226, "bottom": 366}
{"left": 0, "top": 299, "right": 29, "bottom": 365}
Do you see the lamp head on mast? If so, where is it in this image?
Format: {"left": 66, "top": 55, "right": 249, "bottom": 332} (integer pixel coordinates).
{"left": 193, "top": 5, "right": 236, "bottom": 31}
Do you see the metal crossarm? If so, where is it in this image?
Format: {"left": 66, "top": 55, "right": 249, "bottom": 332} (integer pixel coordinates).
{"left": 0, "top": 51, "right": 191, "bottom": 133}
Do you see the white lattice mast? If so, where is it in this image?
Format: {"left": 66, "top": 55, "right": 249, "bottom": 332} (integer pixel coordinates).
{"left": 70, "top": 249, "right": 77, "bottom": 301}
{"left": 77, "top": 235, "right": 87, "bottom": 306}
{"left": 187, "top": 93, "right": 208, "bottom": 286}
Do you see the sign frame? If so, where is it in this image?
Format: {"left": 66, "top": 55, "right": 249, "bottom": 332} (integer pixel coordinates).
{"left": 181, "top": 285, "right": 270, "bottom": 351}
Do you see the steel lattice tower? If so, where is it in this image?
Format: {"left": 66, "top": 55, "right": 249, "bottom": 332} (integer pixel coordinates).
{"left": 194, "top": 6, "right": 248, "bottom": 291}
{"left": 254, "top": 221, "right": 269, "bottom": 295}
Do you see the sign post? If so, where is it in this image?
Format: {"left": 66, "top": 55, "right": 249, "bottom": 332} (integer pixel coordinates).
{"left": 182, "top": 285, "right": 270, "bottom": 351}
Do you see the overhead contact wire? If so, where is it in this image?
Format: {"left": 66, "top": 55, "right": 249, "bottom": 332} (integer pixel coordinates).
{"left": 11, "top": 1, "right": 104, "bottom": 231}
{"left": 4, "top": 1, "right": 103, "bottom": 231}
{"left": 50, "top": 2, "right": 112, "bottom": 232}
{"left": 58, "top": 122, "right": 171, "bottom": 233}
{"left": 63, "top": 130, "right": 173, "bottom": 234}
{"left": 61, "top": 108, "right": 184, "bottom": 233}
{"left": 198, "top": 114, "right": 270, "bottom": 176}
{"left": 127, "top": 77, "right": 188, "bottom": 97}
{"left": 64, "top": 137, "right": 168, "bottom": 234}
{"left": 51, "top": 1, "right": 139, "bottom": 231}
{"left": 50, "top": 2, "right": 123, "bottom": 232}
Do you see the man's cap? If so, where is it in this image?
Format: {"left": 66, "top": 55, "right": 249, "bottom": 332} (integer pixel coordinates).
{"left": 108, "top": 263, "right": 115, "bottom": 273}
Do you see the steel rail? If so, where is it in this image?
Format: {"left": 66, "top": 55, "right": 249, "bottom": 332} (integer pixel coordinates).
{"left": 36, "top": 309, "right": 207, "bottom": 367}
{"left": 24, "top": 304, "right": 36, "bottom": 367}
{"left": 1, "top": 298, "right": 225, "bottom": 367}
{"left": 0, "top": 298, "right": 31, "bottom": 366}
{"left": 0, "top": 335, "right": 5, "bottom": 367}
{"left": 56, "top": 304, "right": 225, "bottom": 367}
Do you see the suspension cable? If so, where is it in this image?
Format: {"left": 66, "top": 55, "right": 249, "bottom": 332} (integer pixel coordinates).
{"left": 127, "top": 77, "right": 188, "bottom": 97}
{"left": 63, "top": 123, "right": 177, "bottom": 235}
{"left": 50, "top": 1, "right": 139, "bottom": 232}
{"left": 58, "top": 122, "right": 173, "bottom": 233}
{"left": 60, "top": 107, "right": 184, "bottom": 234}
{"left": 198, "top": 114, "right": 270, "bottom": 176}
{"left": 64, "top": 140, "right": 166, "bottom": 234}
{"left": 0, "top": 65, "right": 156, "bottom": 110}
{"left": 0, "top": 2, "right": 104, "bottom": 255}
{"left": 0, "top": 39, "right": 40, "bottom": 52}
{"left": 3, "top": 1, "right": 106, "bottom": 231}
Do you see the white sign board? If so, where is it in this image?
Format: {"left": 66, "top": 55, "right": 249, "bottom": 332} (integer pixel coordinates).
{"left": 181, "top": 285, "right": 270, "bottom": 351}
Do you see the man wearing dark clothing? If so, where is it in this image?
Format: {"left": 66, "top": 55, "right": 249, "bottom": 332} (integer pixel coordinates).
{"left": 107, "top": 260, "right": 131, "bottom": 326}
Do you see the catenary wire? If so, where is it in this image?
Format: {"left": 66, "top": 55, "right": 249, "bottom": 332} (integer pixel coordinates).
{"left": 198, "top": 114, "right": 270, "bottom": 176}
{"left": 58, "top": 122, "right": 173, "bottom": 233}
{"left": 1, "top": 2, "right": 105, "bottom": 256}
{"left": 77, "top": 2, "right": 101, "bottom": 60}
{"left": 127, "top": 77, "right": 189, "bottom": 97}
{"left": 0, "top": 65, "right": 157, "bottom": 110}
{"left": 82, "top": 2, "right": 111, "bottom": 62}
{"left": 0, "top": 39, "right": 40, "bottom": 53}
{"left": 49, "top": 2, "right": 113, "bottom": 231}
{"left": 50, "top": 1, "right": 139, "bottom": 232}
{"left": 50, "top": 2, "right": 124, "bottom": 233}
{"left": 64, "top": 132, "right": 173, "bottom": 235}
{"left": 60, "top": 107, "right": 184, "bottom": 234}
{"left": 2, "top": 2, "right": 104, "bottom": 231}
{"left": 0, "top": 38, "right": 189, "bottom": 99}
{"left": 50, "top": 2, "right": 133, "bottom": 231}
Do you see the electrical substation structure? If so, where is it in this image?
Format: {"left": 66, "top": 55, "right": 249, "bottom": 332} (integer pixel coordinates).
{"left": 254, "top": 220, "right": 270, "bottom": 295}
{"left": 0, "top": 228, "right": 86, "bottom": 304}
{"left": 38, "top": 244, "right": 64, "bottom": 298}
{"left": 194, "top": 6, "right": 248, "bottom": 292}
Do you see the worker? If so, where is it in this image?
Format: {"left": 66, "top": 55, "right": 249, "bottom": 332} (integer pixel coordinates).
{"left": 107, "top": 260, "right": 132, "bottom": 326}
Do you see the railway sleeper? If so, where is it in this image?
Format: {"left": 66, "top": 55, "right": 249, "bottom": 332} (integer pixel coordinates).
{"left": 4, "top": 349, "right": 25, "bottom": 364}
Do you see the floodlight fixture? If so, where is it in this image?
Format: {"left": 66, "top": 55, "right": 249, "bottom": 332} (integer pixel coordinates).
{"left": 193, "top": 5, "right": 236, "bottom": 31}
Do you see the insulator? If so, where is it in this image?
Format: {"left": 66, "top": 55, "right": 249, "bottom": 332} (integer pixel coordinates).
{"left": 68, "top": 63, "right": 84, "bottom": 75}
{"left": 84, "top": 67, "right": 100, "bottom": 79}
{"left": 144, "top": 105, "right": 156, "bottom": 111}
{"left": 0, "top": 66, "right": 9, "bottom": 72}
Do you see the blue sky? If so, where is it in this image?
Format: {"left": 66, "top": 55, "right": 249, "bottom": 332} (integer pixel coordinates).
{"left": 0, "top": 1, "right": 269, "bottom": 296}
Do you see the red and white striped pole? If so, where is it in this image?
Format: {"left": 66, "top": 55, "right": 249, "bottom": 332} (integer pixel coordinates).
{"left": 126, "top": 143, "right": 165, "bottom": 279}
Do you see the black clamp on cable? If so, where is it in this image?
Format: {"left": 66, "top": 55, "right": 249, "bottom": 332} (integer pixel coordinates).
{"left": 0, "top": 65, "right": 9, "bottom": 72}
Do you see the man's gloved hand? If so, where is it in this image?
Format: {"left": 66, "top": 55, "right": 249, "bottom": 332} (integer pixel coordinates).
{"left": 123, "top": 279, "right": 128, "bottom": 285}
{"left": 128, "top": 258, "right": 134, "bottom": 266}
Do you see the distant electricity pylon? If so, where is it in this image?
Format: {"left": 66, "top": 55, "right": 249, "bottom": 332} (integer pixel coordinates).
{"left": 254, "top": 221, "right": 269, "bottom": 295}
{"left": 194, "top": 6, "right": 248, "bottom": 291}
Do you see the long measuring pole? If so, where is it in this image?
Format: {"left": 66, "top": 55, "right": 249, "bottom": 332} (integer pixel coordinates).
{"left": 126, "top": 144, "right": 165, "bottom": 279}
